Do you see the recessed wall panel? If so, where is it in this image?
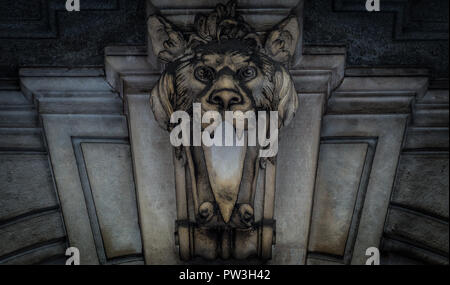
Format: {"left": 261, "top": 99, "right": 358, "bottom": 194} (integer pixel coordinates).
{"left": 308, "top": 143, "right": 368, "bottom": 257}
{"left": 81, "top": 142, "right": 142, "bottom": 259}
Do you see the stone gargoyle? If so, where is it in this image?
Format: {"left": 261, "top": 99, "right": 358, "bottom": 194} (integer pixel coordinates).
{"left": 147, "top": 0, "right": 300, "bottom": 261}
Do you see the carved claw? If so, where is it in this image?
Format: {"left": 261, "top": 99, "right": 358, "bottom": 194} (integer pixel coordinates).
{"left": 198, "top": 201, "right": 215, "bottom": 224}
{"left": 174, "top": 146, "right": 186, "bottom": 165}
{"left": 260, "top": 157, "right": 267, "bottom": 169}
{"left": 238, "top": 204, "right": 254, "bottom": 227}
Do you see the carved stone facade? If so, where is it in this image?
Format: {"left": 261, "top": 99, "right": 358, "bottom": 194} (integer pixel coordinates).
{"left": 0, "top": 0, "right": 448, "bottom": 265}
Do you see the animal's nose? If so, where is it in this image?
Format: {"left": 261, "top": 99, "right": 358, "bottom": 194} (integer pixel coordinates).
{"left": 209, "top": 90, "right": 242, "bottom": 109}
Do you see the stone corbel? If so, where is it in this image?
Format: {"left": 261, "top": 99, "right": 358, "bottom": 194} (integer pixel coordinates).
{"left": 105, "top": 0, "right": 346, "bottom": 264}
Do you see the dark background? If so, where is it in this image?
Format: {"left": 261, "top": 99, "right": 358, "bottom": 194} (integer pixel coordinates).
{"left": 0, "top": 0, "right": 448, "bottom": 78}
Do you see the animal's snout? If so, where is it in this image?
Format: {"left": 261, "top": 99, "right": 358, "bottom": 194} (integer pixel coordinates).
{"left": 208, "top": 89, "right": 242, "bottom": 109}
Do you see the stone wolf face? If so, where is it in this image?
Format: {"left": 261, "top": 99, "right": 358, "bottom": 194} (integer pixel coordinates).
{"left": 149, "top": 16, "right": 299, "bottom": 132}
{"left": 174, "top": 41, "right": 272, "bottom": 115}
{"left": 147, "top": 4, "right": 300, "bottom": 225}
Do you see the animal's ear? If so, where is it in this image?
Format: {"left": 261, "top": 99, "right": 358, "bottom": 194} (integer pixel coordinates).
{"left": 264, "top": 16, "right": 300, "bottom": 64}
{"left": 150, "top": 72, "right": 175, "bottom": 130}
{"left": 274, "top": 67, "right": 298, "bottom": 128}
{"left": 147, "top": 15, "right": 186, "bottom": 63}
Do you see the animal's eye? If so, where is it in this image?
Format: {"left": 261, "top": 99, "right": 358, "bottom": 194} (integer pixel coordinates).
{"left": 194, "top": 66, "right": 215, "bottom": 83}
{"left": 237, "top": 66, "right": 257, "bottom": 81}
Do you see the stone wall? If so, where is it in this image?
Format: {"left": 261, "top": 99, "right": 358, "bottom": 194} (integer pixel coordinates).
{"left": 0, "top": 0, "right": 447, "bottom": 78}
{"left": 0, "top": 79, "right": 67, "bottom": 264}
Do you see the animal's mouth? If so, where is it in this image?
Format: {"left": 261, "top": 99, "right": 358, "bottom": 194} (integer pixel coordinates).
{"left": 199, "top": 103, "right": 257, "bottom": 134}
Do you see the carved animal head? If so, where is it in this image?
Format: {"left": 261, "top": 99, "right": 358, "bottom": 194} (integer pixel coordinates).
{"left": 148, "top": 1, "right": 299, "bottom": 131}
{"left": 148, "top": 1, "right": 300, "bottom": 225}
